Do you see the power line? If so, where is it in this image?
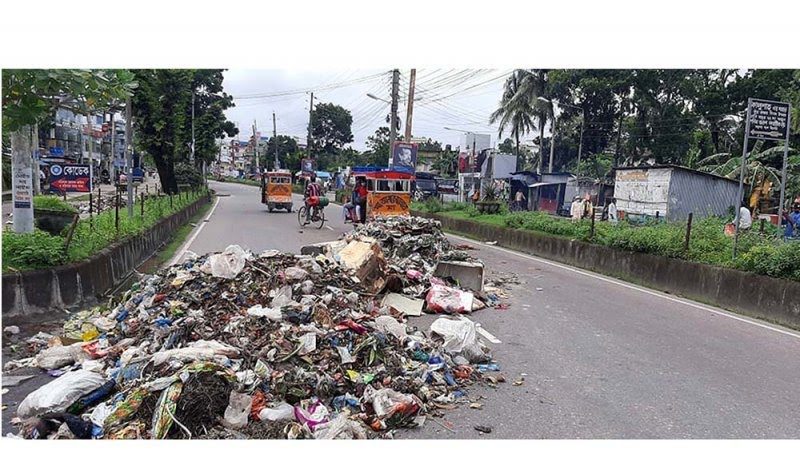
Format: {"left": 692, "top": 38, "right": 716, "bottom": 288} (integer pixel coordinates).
{"left": 231, "top": 71, "right": 389, "bottom": 100}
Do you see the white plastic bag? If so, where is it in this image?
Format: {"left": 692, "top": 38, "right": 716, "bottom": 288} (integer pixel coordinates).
{"left": 298, "top": 333, "right": 317, "bottom": 355}
{"left": 258, "top": 402, "right": 295, "bottom": 422}
{"left": 17, "top": 369, "right": 105, "bottom": 418}
{"left": 430, "top": 317, "right": 489, "bottom": 363}
{"left": 246, "top": 305, "right": 282, "bottom": 320}
{"left": 313, "top": 412, "right": 368, "bottom": 439}
{"left": 373, "top": 316, "right": 408, "bottom": 341}
{"left": 284, "top": 267, "right": 308, "bottom": 281}
{"left": 200, "top": 245, "right": 250, "bottom": 279}
{"left": 222, "top": 391, "right": 252, "bottom": 429}
{"left": 150, "top": 340, "right": 239, "bottom": 366}
{"left": 34, "top": 343, "right": 85, "bottom": 370}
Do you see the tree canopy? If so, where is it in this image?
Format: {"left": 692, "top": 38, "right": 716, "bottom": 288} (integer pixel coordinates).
{"left": 310, "top": 102, "right": 353, "bottom": 155}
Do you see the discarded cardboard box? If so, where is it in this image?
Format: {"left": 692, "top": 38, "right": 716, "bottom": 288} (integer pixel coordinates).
{"left": 382, "top": 293, "right": 424, "bottom": 316}
{"left": 433, "top": 260, "right": 484, "bottom": 292}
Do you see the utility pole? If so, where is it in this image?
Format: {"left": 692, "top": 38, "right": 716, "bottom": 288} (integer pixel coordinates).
{"left": 11, "top": 125, "right": 35, "bottom": 233}
{"left": 548, "top": 114, "right": 557, "bottom": 173}
{"left": 306, "top": 92, "right": 314, "bottom": 159}
{"left": 404, "top": 68, "right": 416, "bottom": 142}
{"left": 252, "top": 120, "right": 260, "bottom": 174}
{"left": 109, "top": 112, "right": 116, "bottom": 182}
{"left": 273, "top": 111, "right": 279, "bottom": 170}
{"left": 125, "top": 98, "right": 134, "bottom": 218}
{"left": 389, "top": 69, "right": 400, "bottom": 162}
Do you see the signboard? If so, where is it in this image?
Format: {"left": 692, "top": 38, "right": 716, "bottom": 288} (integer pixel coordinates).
{"left": 301, "top": 158, "right": 316, "bottom": 175}
{"left": 13, "top": 166, "right": 33, "bottom": 209}
{"left": 391, "top": 142, "right": 418, "bottom": 173}
{"left": 49, "top": 147, "right": 65, "bottom": 157}
{"left": 367, "top": 193, "right": 411, "bottom": 219}
{"left": 747, "top": 99, "right": 791, "bottom": 141}
{"left": 49, "top": 163, "right": 92, "bottom": 193}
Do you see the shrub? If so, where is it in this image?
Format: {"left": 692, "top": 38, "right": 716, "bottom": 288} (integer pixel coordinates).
{"left": 736, "top": 241, "right": 800, "bottom": 280}
{"left": 33, "top": 195, "right": 77, "bottom": 213}
{"left": 174, "top": 162, "right": 204, "bottom": 187}
{"left": 2, "top": 230, "right": 67, "bottom": 271}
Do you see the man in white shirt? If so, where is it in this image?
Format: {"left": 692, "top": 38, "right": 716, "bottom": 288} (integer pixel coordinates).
{"left": 607, "top": 198, "right": 618, "bottom": 224}
{"left": 738, "top": 203, "right": 752, "bottom": 230}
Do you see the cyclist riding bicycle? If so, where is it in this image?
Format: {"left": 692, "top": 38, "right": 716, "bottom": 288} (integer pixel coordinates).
{"left": 303, "top": 173, "right": 322, "bottom": 225}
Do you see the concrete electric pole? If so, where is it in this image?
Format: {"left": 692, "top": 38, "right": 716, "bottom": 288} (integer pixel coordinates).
{"left": 252, "top": 120, "right": 260, "bottom": 173}
{"left": 307, "top": 92, "right": 314, "bottom": 159}
{"left": 389, "top": 69, "right": 400, "bottom": 163}
{"left": 11, "top": 126, "right": 35, "bottom": 233}
{"left": 273, "top": 111, "right": 279, "bottom": 170}
{"left": 404, "top": 68, "right": 416, "bottom": 142}
{"left": 125, "top": 98, "right": 134, "bottom": 217}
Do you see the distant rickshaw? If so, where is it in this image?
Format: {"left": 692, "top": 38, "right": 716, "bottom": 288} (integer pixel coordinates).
{"left": 364, "top": 170, "right": 414, "bottom": 220}
{"left": 261, "top": 170, "right": 293, "bottom": 212}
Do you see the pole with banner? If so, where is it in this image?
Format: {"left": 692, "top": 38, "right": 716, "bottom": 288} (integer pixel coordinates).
{"left": 733, "top": 98, "right": 791, "bottom": 258}
{"left": 732, "top": 99, "right": 752, "bottom": 259}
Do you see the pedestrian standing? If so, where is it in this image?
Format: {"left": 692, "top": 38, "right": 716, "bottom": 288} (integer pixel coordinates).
{"left": 738, "top": 202, "right": 753, "bottom": 230}
{"left": 570, "top": 197, "right": 582, "bottom": 222}
{"left": 607, "top": 198, "right": 618, "bottom": 224}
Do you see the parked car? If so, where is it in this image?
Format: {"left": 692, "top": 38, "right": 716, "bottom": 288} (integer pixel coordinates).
{"left": 436, "top": 178, "right": 458, "bottom": 194}
{"left": 413, "top": 172, "right": 438, "bottom": 201}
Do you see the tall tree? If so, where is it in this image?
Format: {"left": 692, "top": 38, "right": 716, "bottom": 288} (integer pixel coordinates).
{"left": 364, "top": 126, "right": 393, "bottom": 166}
{"left": 310, "top": 102, "right": 353, "bottom": 155}
{"left": 490, "top": 70, "right": 537, "bottom": 170}
{"left": 2, "top": 69, "right": 135, "bottom": 232}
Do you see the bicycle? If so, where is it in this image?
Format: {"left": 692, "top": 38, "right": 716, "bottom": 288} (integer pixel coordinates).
{"left": 297, "top": 203, "right": 326, "bottom": 229}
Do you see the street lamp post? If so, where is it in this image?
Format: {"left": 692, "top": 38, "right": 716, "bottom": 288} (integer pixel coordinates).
{"left": 538, "top": 96, "right": 584, "bottom": 174}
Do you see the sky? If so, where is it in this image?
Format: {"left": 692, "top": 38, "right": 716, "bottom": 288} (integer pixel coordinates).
{"left": 221, "top": 69, "right": 515, "bottom": 151}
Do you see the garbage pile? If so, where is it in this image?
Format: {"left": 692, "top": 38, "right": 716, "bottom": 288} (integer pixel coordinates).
{"left": 9, "top": 217, "right": 501, "bottom": 440}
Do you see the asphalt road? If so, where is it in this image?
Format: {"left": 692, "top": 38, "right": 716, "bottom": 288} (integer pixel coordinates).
{"left": 4, "top": 180, "right": 800, "bottom": 438}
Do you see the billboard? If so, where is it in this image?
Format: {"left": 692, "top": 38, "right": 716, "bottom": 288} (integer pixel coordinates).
{"left": 300, "top": 158, "right": 316, "bottom": 175}
{"left": 391, "top": 142, "right": 418, "bottom": 173}
{"left": 747, "top": 99, "right": 791, "bottom": 141}
{"left": 49, "top": 163, "right": 92, "bottom": 193}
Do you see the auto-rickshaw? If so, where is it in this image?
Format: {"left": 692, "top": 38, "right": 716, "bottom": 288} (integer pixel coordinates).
{"left": 261, "top": 170, "right": 293, "bottom": 212}
{"left": 363, "top": 170, "right": 414, "bottom": 220}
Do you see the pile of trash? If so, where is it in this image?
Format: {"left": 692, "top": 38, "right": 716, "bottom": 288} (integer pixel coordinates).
{"left": 7, "top": 217, "right": 502, "bottom": 440}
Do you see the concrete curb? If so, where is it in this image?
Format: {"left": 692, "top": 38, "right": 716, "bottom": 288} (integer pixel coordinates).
{"left": 413, "top": 211, "right": 800, "bottom": 330}
{"left": 2, "top": 195, "right": 210, "bottom": 323}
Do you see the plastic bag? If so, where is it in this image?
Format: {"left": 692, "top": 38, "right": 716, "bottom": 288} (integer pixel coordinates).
{"left": 313, "top": 412, "right": 368, "bottom": 439}
{"left": 284, "top": 266, "right": 308, "bottom": 281}
{"left": 298, "top": 333, "right": 317, "bottom": 355}
{"left": 425, "top": 284, "right": 474, "bottom": 314}
{"left": 430, "top": 317, "right": 489, "bottom": 363}
{"left": 246, "top": 305, "right": 282, "bottom": 320}
{"left": 17, "top": 369, "right": 106, "bottom": 419}
{"left": 200, "top": 245, "right": 250, "bottom": 279}
{"left": 150, "top": 340, "right": 239, "bottom": 366}
{"left": 258, "top": 402, "right": 295, "bottom": 422}
{"left": 151, "top": 382, "right": 183, "bottom": 439}
{"left": 222, "top": 392, "right": 253, "bottom": 429}
{"left": 34, "top": 343, "right": 85, "bottom": 370}
{"left": 365, "top": 387, "right": 422, "bottom": 420}
{"left": 294, "top": 398, "right": 329, "bottom": 430}
{"left": 373, "top": 316, "right": 407, "bottom": 341}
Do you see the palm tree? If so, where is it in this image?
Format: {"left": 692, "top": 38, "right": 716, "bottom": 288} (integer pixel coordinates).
{"left": 490, "top": 70, "right": 537, "bottom": 171}
{"left": 519, "top": 70, "right": 553, "bottom": 174}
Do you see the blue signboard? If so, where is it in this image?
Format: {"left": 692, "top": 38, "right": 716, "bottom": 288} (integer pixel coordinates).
{"left": 49, "top": 163, "right": 92, "bottom": 193}
{"left": 49, "top": 147, "right": 65, "bottom": 157}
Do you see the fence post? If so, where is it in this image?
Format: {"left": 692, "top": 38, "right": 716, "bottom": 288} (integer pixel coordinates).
{"left": 97, "top": 187, "right": 102, "bottom": 213}
{"left": 656, "top": 210, "right": 660, "bottom": 221}
{"left": 590, "top": 206, "right": 596, "bottom": 239}
{"left": 63, "top": 213, "right": 80, "bottom": 252}
{"left": 759, "top": 218, "right": 765, "bottom": 235}
{"left": 683, "top": 212, "right": 693, "bottom": 253}
{"left": 170, "top": 193, "right": 173, "bottom": 209}
{"left": 89, "top": 191, "right": 93, "bottom": 231}
{"left": 141, "top": 192, "right": 145, "bottom": 216}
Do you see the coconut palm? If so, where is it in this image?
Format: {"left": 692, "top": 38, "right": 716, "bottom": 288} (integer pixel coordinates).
{"left": 489, "top": 70, "right": 537, "bottom": 171}
{"left": 519, "top": 69, "right": 553, "bottom": 174}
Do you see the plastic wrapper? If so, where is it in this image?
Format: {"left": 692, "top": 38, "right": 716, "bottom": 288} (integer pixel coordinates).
{"left": 373, "top": 316, "right": 408, "bottom": 341}
{"left": 104, "top": 388, "right": 149, "bottom": 429}
{"left": 246, "top": 305, "right": 282, "bottom": 320}
{"left": 151, "top": 382, "right": 183, "bottom": 439}
{"left": 258, "top": 402, "right": 295, "bottom": 422}
{"left": 222, "top": 391, "right": 252, "bottom": 429}
{"left": 313, "top": 412, "right": 367, "bottom": 439}
{"left": 294, "top": 398, "right": 329, "bottom": 430}
{"left": 200, "top": 244, "right": 250, "bottom": 279}
{"left": 17, "top": 370, "right": 106, "bottom": 419}
{"left": 34, "top": 343, "right": 85, "bottom": 370}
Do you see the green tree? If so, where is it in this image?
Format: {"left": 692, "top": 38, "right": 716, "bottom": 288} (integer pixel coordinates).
{"left": 262, "top": 135, "right": 301, "bottom": 171}
{"left": 364, "top": 127, "right": 393, "bottom": 167}
{"left": 490, "top": 70, "right": 537, "bottom": 171}
{"left": 310, "top": 102, "right": 353, "bottom": 156}
{"left": 131, "top": 69, "right": 236, "bottom": 194}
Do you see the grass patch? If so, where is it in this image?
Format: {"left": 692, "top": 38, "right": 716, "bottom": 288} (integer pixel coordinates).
{"left": 146, "top": 199, "right": 214, "bottom": 270}
{"left": 33, "top": 195, "right": 78, "bottom": 213}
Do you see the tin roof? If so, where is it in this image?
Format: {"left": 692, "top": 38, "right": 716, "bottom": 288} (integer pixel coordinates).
{"left": 613, "top": 164, "right": 739, "bottom": 184}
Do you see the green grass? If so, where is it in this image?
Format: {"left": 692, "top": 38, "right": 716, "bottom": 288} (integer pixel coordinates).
{"left": 3, "top": 188, "right": 210, "bottom": 272}
{"left": 220, "top": 176, "right": 260, "bottom": 187}
{"left": 415, "top": 199, "right": 800, "bottom": 282}
{"left": 147, "top": 200, "right": 214, "bottom": 270}
{"left": 33, "top": 195, "right": 78, "bottom": 213}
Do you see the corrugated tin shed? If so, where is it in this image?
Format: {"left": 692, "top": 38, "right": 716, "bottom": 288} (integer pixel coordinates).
{"left": 614, "top": 165, "right": 741, "bottom": 221}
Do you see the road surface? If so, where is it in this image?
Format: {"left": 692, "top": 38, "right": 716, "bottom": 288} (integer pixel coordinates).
{"left": 4, "top": 180, "right": 800, "bottom": 438}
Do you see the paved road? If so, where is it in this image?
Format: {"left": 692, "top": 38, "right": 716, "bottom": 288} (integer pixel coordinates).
{"left": 4, "top": 180, "right": 800, "bottom": 438}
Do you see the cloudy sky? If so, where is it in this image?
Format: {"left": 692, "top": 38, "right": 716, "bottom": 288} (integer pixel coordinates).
{"left": 222, "top": 69, "right": 515, "bottom": 151}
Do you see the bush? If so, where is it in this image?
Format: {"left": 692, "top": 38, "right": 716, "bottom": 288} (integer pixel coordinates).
{"left": 736, "top": 241, "right": 800, "bottom": 280}
{"left": 174, "top": 162, "right": 204, "bottom": 187}
{"left": 2, "top": 230, "right": 67, "bottom": 271}
{"left": 33, "top": 195, "right": 78, "bottom": 213}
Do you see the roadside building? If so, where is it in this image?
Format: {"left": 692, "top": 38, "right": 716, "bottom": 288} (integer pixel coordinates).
{"left": 528, "top": 172, "right": 574, "bottom": 215}
{"left": 614, "top": 164, "right": 741, "bottom": 222}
